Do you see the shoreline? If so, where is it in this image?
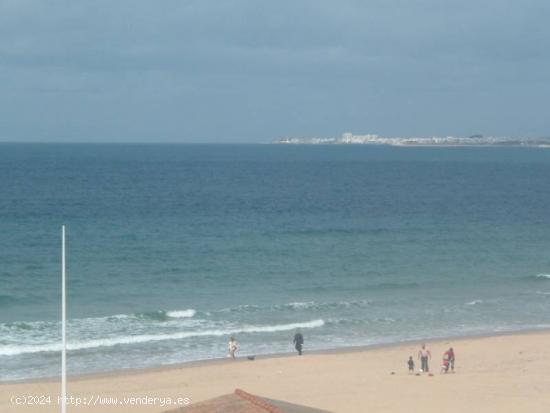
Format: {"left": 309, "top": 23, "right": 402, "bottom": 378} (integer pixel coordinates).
{"left": 3, "top": 329, "right": 550, "bottom": 412}
{"left": 5, "top": 325, "right": 549, "bottom": 386}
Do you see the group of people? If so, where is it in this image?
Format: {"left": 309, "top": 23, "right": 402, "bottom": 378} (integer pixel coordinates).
{"left": 407, "top": 344, "right": 455, "bottom": 374}
{"left": 227, "top": 330, "right": 305, "bottom": 359}
{"left": 228, "top": 335, "right": 455, "bottom": 376}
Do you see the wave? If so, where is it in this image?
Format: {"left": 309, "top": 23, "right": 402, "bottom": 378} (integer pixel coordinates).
{"left": 138, "top": 309, "right": 197, "bottom": 321}
{"left": 166, "top": 309, "right": 196, "bottom": 318}
{"left": 218, "top": 304, "right": 261, "bottom": 313}
{"left": 136, "top": 310, "right": 172, "bottom": 321}
{"left": 1, "top": 321, "right": 37, "bottom": 331}
{"left": 280, "top": 299, "right": 372, "bottom": 311}
{"left": 284, "top": 301, "right": 316, "bottom": 310}
{"left": 522, "top": 274, "right": 550, "bottom": 282}
{"left": 2, "top": 298, "right": 371, "bottom": 332}
{"left": 464, "top": 300, "right": 483, "bottom": 306}
{"left": 217, "top": 299, "right": 373, "bottom": 314}
{"left": 0, "top": 308, "right": 199, "bottom": 334}
{"left": 0, "top": 319, "right": 325, "bottom": 356}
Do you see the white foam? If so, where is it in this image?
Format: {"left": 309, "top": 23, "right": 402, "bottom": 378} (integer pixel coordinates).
{"left": 280, "top": 300, "right": 372, "bottom": 311}
{"left": 285, "top": 301, "right": 315, "bottom": 309}
{"left": 108, "top": 314, "right": 131, "bottom": 320}
{"left": 536, "top": 274, "right": 550, "bottom": 279}
{"left": 465, "top": 300, "right": 483, "bottom": 306}
{"left": 241, "top": 319, "right": 324, "bottom": 333}
{"left": 166, "top": 309, "right": 196, "bottom": 318}
{"left": 218, "top": 304, "right": 260, "bottom": 313}
{"left": 0, "top": 319, "right": 325, "bottom": 356}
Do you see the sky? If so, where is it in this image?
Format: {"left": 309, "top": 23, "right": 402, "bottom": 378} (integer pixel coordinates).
{"left": 1, "top": 0, "right": 549, "bottom": 143}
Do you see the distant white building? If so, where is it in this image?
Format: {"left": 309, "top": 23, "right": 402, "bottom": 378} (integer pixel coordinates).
{"left": 341, "top": 132, "right": 353, "bottom": 143}
{"left": 341, "top": 133, "right": 380, "bottom": 144}
{"left": 274, "top": 132, "right": 534, "bottom": 146}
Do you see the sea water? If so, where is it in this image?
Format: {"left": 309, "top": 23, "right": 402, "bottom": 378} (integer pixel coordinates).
{"left": 1, "top": 143, "right": 550, "bottom": 381}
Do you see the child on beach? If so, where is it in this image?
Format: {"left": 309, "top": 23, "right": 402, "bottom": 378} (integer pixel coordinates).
{"left": 407, "top": 356, "right": 415, "bottom": 374}
{"left": 228, "top": 337, "right": 239, "bottom": 359}
{"left": 441, "top": 352, "right": 450, "bottom": 373}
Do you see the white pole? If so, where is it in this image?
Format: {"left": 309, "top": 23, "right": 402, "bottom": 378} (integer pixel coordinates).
{"left": 61, "top": 225, "right": 67, "bottom": 413}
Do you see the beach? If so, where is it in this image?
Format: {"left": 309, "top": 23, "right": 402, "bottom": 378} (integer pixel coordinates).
{"left": 2, "top": 330, "right": 550, "bottom": 413}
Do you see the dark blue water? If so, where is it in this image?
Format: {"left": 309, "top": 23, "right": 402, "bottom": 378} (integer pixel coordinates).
{"left": 1, "top": 144, "right": 550, "bottom": 381}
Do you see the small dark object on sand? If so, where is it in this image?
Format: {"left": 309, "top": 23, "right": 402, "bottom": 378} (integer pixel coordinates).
{"left": 428, "top": 373, "right": 434, "bottom": 377}
{"left": 390, "top": 372, "right": 395, "bottom": 375}
{"left": 415, "top": 373, "right": 421, "bottom": 376}
{"left": 247, "top": 356, "right": 256, "bottom": 361}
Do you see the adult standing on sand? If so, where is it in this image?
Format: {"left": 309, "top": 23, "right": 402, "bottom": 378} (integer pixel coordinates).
{"left": 228, "top": 337, "right": 239, "bottom": 359}
{"left": 293, "top": 330, "right": 304, "bottom": 355}
{"left": 418, "top": 344, "right": 432, "bottom": 372}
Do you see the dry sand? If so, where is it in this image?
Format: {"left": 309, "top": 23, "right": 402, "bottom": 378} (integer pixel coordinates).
{"left": 2, "top": 331, "right": 550, "bottom": 413}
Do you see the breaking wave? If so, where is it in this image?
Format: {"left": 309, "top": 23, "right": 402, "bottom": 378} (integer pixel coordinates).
{"left": 138, "top": 309, "right": 197, "bottom": 320}
{"left": 166, "top": 309, "right": 196, "bottom": 318}
{"left": 522, "top": 274, "right": 550, "bottom": 282}
{"left": 0, "top": 319, "right": 325, "bottom": 356}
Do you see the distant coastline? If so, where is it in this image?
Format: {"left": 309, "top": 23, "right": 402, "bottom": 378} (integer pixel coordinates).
{"left": 274, "top": 132, "right": 550, "bottom": 147}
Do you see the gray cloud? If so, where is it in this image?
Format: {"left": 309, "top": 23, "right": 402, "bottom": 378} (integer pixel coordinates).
{"left": 0, "top": 0, "right": 549, "bottom": 141}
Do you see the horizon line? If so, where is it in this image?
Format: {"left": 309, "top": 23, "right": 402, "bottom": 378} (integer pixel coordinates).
{"left": 0, "top": 141, "right": 272, "bottom": 145}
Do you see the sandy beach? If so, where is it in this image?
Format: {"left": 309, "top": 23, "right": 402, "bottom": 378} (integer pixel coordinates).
{"left": 2, "top": 330, "right": 550, "bottom": 413}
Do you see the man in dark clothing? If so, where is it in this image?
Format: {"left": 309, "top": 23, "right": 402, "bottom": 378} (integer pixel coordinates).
{"left": 293, "top": 331, "right": 304, "bottom": 355}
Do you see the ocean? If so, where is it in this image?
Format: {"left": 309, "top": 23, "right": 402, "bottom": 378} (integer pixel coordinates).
{"left": 1, "top": 143, "right": 550, "bottom": 381}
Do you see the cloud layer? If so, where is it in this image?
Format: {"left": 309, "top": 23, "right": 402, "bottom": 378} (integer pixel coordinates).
{"left": 1, "top": 0, "right": 549, "bottom": 142}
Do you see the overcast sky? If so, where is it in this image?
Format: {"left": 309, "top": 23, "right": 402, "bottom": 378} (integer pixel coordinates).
{"left": 1, "top": 0, "right": 549, "bottom": 142}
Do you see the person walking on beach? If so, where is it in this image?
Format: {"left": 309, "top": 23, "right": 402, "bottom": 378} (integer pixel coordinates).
{"left": 445, "top": 347, "right": 455, "bottom": 372}
{"left": 293, "top": 330, "right": 304, "bottom": 356}
{"left": 418, "top": 344, "right": 432, "bottom": 372}
{"left": 228, "top": 337, "right": 239, "bottom": 359}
